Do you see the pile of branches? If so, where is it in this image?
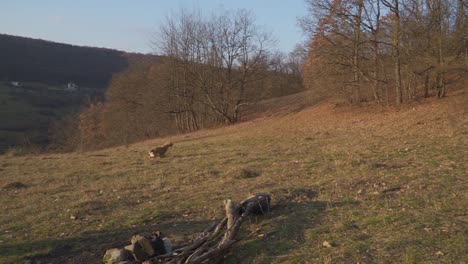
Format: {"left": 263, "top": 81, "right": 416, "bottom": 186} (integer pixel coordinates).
{"left": 103, "top": 193, "right": 271, "bottom": 264}
{"left": 152, "top": 193, "right": 271, "bottom": 264}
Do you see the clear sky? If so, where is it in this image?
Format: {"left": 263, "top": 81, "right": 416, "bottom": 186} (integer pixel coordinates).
{"left": 0, "top": 0, "right": 308, "bottom": 54}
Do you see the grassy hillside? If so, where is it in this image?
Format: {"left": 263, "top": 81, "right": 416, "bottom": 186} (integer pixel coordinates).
{"left": 0, "top": 90, "right": 466, "bottom": 263}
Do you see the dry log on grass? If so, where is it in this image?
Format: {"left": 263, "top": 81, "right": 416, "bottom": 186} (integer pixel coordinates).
{"left": 152, "top": 193, "right": 271, "bottom": 264}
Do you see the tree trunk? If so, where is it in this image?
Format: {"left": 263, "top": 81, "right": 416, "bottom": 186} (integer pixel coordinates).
{"left": 455, "top": 0, "right": 467, "bottom": 60}
{"left": 393, "top": 0, "right": 403, "bottom": 105}
{"left": 353, "top": 0, "right": 364, "bottom": 104}
{"left": 371, "top": 40, "right": 381, "bottom": 103}
{"left": 436, "top": 1, "right": 446, "bottom": 98}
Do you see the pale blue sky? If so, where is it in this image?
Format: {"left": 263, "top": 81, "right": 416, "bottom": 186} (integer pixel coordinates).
{"left": 0, "top": 0, "right": 308, "bottom": 54}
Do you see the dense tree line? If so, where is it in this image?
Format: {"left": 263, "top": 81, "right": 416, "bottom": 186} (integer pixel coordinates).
{"left": 73, "top": 10, "right": 303, "bottom": 150}
{"left": 300, "top": 0, "right": 466, "bottom": 104}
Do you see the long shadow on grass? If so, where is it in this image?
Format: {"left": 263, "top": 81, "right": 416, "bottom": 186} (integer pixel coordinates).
{"left": 0, "top": 219, "right": 212, "bottom": 264}
{"left": 225, "top": 189, "right": 359, "bottom": 263}
{"left": 2, "top": 192, "right": 358, "bottom": 263}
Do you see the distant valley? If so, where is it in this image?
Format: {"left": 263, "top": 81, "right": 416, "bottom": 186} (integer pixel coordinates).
{"left": 0, "top": 34, "right": 156, "bottom": 152}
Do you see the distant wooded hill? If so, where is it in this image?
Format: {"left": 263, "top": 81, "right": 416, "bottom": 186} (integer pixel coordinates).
{"left": 0, "top": 34, "right": 159, "bottom": 152}
{"left": 0, "top": 34, "right": 154, "bottom": 88}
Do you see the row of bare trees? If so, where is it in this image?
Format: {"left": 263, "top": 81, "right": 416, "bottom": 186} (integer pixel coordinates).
{"left": 300, "top": 0, "right": 466, "bottom": 105}
{"left": 156, "top": 9, "right": 281, "bottom": 127}
{"left": 57, "top": 10, "right": 303, "bottom": 150}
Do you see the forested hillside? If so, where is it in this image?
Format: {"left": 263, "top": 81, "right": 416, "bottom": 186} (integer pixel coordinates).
{"left": 0, "top": 34, "right": 139, "bottom": 88}
{"left": 0, "top": 34, "right": 157, "bottom": 152}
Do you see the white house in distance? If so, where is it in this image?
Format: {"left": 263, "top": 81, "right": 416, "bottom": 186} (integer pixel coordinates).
{"left": 10, "top": 81, "right": 21, "bottom": 87}
{"left": 65, "top": 82, "right": 78, "bottom": 92}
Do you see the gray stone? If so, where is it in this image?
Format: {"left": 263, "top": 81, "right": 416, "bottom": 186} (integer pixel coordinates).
{"left": 131, "top": 235, "right": 155, "bottom": 261}
{"left": 124, "top": 244, "right": 134, "bottom": 253}
{"left": 103, "top": 248, "right": 129, "bottom": 264}
{"left": 162, "top": 237, "right": 172, "bottom": 255}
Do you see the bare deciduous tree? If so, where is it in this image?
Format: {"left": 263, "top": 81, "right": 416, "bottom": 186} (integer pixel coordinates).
{"left": 300, "top": 0, "right": 465, "bottom": 105}
{"left": 155, "top": 10, "right": 275, "bottom": 126}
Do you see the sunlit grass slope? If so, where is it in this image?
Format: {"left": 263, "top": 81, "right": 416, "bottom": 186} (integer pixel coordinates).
{"left": 0, "top": 90, "right": 466, "bottom": 263}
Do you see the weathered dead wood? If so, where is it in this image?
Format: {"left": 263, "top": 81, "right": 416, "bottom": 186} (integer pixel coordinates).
{"left": 148, "top": 194, "right": 270, "bottom": 264}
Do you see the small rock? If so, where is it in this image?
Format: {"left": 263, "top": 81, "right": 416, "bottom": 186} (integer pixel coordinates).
{"left": 162, "top": 237, "right": 172, "bottom": 255}
{"left": 131, "top": 235, "right": 155, "bottom": 261}
{"left": 322, "top": 241, "right": 333, "bottom": 248}
{"left": 182, "top": 210, "right": 192, "bottom": 217}
{"left": 149, "top": 231, "right": 167, "bottom": 256}
{"left": 239, "top": 193, "right": 271, "bottom": 215}
{"left": 124, "top": 244, "right": 135, "bottom": 259}
{"left": 124, "top": 244, "right": 134, "bottom": 252}
{"left": 103, "top": 248, "right": 130, "bottom": 264}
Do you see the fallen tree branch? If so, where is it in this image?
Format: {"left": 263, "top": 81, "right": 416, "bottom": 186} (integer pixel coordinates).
{"left": 103, "top": 194, "right": 271, "bottom": 264}
{"left": 149, "top": 194, "right": 270, "bottom": 264}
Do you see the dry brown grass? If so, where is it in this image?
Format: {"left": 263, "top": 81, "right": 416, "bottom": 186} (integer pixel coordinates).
{"left": 0, "top": 90, "right": 466, "bottom": 263}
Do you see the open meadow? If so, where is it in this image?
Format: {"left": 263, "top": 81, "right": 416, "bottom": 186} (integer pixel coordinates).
{"left": 0, "top": 90, "right": 466, "bottom": 263}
